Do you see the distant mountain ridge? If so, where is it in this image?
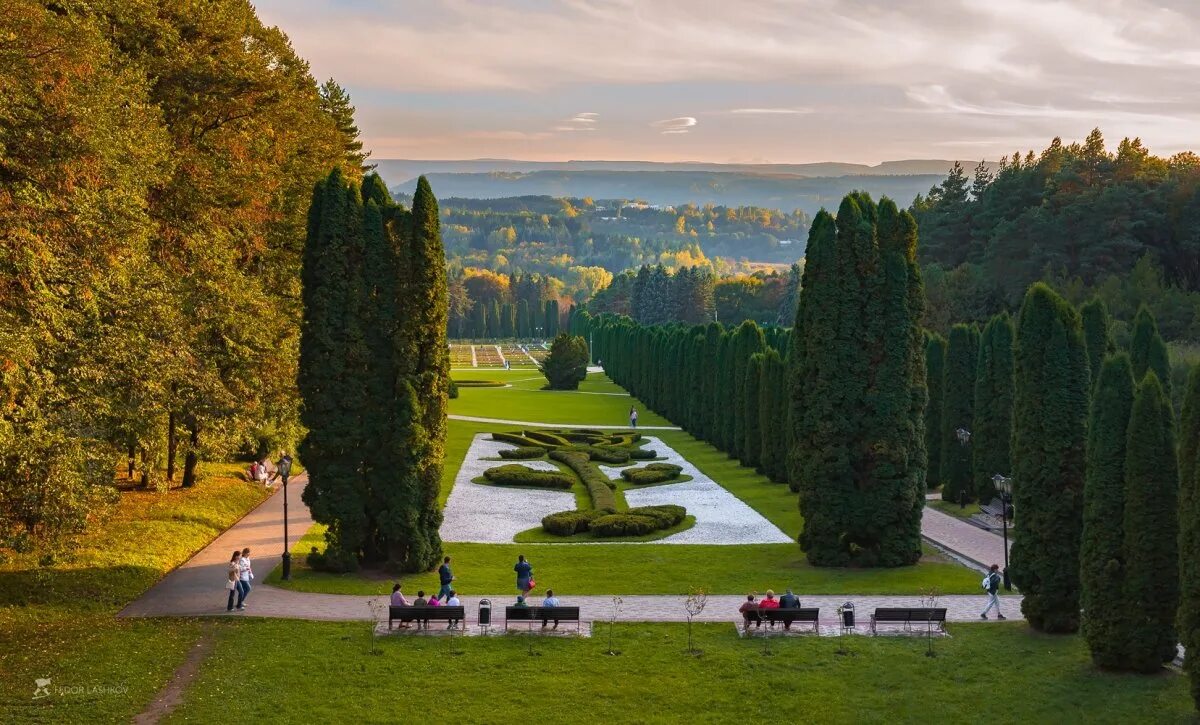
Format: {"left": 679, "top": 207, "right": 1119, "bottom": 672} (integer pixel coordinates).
{"left": 373, "top": 157, "right": 992, "bottom": 186}
{"left": 385, "top": 168, "right": 957, "bottom": 215}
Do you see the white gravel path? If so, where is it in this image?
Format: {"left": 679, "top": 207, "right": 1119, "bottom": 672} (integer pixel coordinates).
{"left": 441, "top": 434, "right": 792, "bottom": 545}
{"left": 439, "top": 435, "right": 574, "bottom": 543}
{"left": 621, "top": 437, "right": 793, "bottom": 545}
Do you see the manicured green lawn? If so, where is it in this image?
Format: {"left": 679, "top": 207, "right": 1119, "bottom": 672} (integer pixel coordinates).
{"left": 0, "top": 463, "right": 271, "bottom": 723}
{"left": 276, "top": 388, "right": 980, "bottom": 596}
{"left": 449, "top": 370, "right": 671, "bottom": 426}
{"left": 271, "top": 524, "right": 974, "bottom": 596}
{"left": 168, "top": 620, "right": 1193, "bottom": 723}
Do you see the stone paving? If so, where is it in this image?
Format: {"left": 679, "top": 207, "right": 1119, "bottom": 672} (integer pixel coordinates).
{"left": 121, "top": 443, "right": 1022, "bottom": 626}
{"left": 920, "top": 506, "right": 1011, "bottom": 572}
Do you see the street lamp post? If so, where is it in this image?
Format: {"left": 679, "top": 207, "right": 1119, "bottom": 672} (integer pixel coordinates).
{"left": 992, "top": 473, "right": 1013, "bottom": 591}
{"left": 955, "top": 428, "right": 971, "bottom": 509}
{"left": 277, "top": 453, "right": 294, "bottom": 581}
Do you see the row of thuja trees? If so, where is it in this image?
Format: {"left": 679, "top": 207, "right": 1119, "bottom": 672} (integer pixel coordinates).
{"left": 583, "top": 192, "right": 1200, "bottom": 700}
{"left": 298, "top": 170, "right": 448, "bottom": 573}
{"left": 455, "top": 298, "right": 561, "bottom": 340}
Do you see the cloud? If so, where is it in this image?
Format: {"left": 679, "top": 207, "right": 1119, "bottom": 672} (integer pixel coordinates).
{"left": 727, "top": 107, "right": 812, "bottom": 115}
{"left": 553, "top": 112, "right": 600, "bottom": 132}
{"left": 651, "top": 117, "right": 698, "bottom": 134}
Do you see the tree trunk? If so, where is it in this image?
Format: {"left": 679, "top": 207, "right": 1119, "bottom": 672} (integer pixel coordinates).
{"left": 181, "top": 420, "right": 199, "bottom": 488}
{"left": 139, "top": 447, "right": 150, "bottom": 488}
{"left": 127, "top": 440, "right": 136, "bottom": 479}
{"left": 167, "top": 409, "right": 177, "bottom": 482}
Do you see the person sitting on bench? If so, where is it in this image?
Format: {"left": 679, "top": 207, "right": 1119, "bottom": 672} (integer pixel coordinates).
{"left": 777, "top": 588, "right": 801, "bottom": 629}
{"left": 412, "top": 590, "right": 429, "bottom": 629}
{"left": 542, "top": 590, "right": 562, "bottom": 629}
{"left": 445, "top": 590, "right": 462, "bottom": 629}
{"left": 390, "top": 583, "right": 412, "bottom": 629}
{"left": 739, "top": 594, "right": 761, "bottom": 628}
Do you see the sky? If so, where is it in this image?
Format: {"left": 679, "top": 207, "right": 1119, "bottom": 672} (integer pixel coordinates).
{"left": 254, "top": 0, "right": 1200, "bottom": 164}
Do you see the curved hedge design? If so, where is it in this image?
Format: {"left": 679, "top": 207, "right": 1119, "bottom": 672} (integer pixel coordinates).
{"left": 482, "top": 464, "right": 573, "bottom": 489}
{"left": 549, "top": 449, "right": 617, "bottom": 512}
{"left": 497, "top": 446, "right": 546, "bottom": 460}
{"left": 590, "top": 505, "right": 687, "bottom": 537}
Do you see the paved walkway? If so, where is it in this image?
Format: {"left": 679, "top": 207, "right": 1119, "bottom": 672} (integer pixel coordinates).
{"left": 122, "top": 465, "right": 1020, "bottom": 623}
{"left": 448, "top": 414, "right": 680, "bottom": 430}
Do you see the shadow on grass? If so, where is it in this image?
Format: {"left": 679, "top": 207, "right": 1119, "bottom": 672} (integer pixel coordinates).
{"left": 0, "top": 565, "right": 163, "bottom": 610}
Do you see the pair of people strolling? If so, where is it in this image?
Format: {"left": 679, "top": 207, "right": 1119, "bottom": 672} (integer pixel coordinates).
{"left": 225, "top": 548, "right": 254, "bottom": 611}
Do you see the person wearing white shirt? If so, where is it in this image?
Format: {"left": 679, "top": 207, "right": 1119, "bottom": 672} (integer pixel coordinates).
{"left": 236, "top": 547, "right": 254, "bottom": 609}
{"left": 541, "top": 589, "right": 561, "bottom": 629}
{"left": 445, "top": 590, "right": 462, "bottom": 629}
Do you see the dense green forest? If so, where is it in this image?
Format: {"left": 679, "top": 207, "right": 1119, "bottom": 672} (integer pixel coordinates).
{"left": 0, "top": 0, "right": 363, "bottom": 544}
{"left": 914, "top": 131, "right": 1200, "bottom": 341}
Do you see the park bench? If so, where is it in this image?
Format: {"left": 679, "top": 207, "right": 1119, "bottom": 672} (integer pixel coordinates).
{"left": 869, "top": 607, "right": 947, "bottom": 635}
{"left": 388, "top": 605, "right": 466, "bottom": 632}
{"left": 742, "top": 607, "right": 821, "bottom": 633}
{"left": 504, "top": 605, "right": 582, "bottom": 631}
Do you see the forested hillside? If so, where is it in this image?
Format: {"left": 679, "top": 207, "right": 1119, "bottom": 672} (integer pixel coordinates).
{"left": 0, "top": 0, "right": 361, "bottom": 543}
{"left": 913, "top": 131, "right": 1200, "bottom": 340}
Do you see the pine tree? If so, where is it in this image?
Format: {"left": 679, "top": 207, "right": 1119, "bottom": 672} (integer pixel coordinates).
{"left": 699, "top": 323, "right": 724, "bottom": 442}
{"left": 500, "top": 303, "right": 515, "bottom": 338}
{"left": 472, "top": 300, "right": 487, "bottom": 339}
{"left": 972, "top": 313, "right": 1014, "bottom": 502}
{"left": 1010, "top": 283, "right": 1090, "bottom": 633}
{"left": 1080, "top": 354, "right": 1135, "bottom": 668}
{"left": 1180, "top": 365, "right": 1200, "bottom": 708}
{"left": 1081, "top": 297, "right": 1113, "bottom": 389}
{"left": 924, "top": 333, "right": 947, "bottom": 489}
{"left": 542, "top": 332, "right": 589, "bottom": 390}
{"left": 383, "top": 175, "right": 446, "bottom": 571}
{"left": 744, "top": 353, "right": 765, "bottom": 470}
{"left": 544, "top": 299, "right": 560, "bottom": 337}
{"left": 940, "top": 324, "right": 979, "bottom": 503}
{"left": 1129, "top": 305, "right": 1171, "bottom": 399}
{"left": 1122, "top": 372, "right": 1180, "bottom": 672}
{"left": 318, "top": 79, "right": 370, "bottom": 173}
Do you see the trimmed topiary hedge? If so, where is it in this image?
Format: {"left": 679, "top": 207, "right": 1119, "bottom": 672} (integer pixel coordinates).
{"left": 541, "top": 509, "right": 603, "bottom": 535}
{"left": 621, "top": 463, "right": 683, "bottom": 484}
{"left": 549, "top": 450, "right": 617, "bottom": 512}
{"left": 492, "top": 432, "right": 540, "bottom": 447}
{"left": 589, "top": 505, "right": 687, "bottom": 537}
{"left": 483, "top": 464, "right": 573, "bottom": 489}
{"left": 569, "top": 445, "right": 629, "bottom": 464}
{"left": 498, "top": 446, "right": 546, "bottom": 460}
{"left": 449, "top": 380, "right": 459, "bottom": 399}
{"left": 524, "top": 430, "right": 572, "bottom": 447}
{"left": 628, "top": 448, "right": 656, "bottom": 460}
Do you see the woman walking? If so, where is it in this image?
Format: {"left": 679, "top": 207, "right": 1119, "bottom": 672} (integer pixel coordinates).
{"left": 226, "top": 551, "right": 241, "bottom": 612}
{"left": 514, "top": 554, "right": 534, "bottom": 596}
{"left": 629, "top": 406, "right": 639, "bottom": 429}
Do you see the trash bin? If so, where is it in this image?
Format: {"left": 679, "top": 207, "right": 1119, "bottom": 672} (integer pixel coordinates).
{"left": 840, "top": 602, "right": 855, "bottom": 630}
{"left": 478, "top": 598, "right": 492, "bottom": 627}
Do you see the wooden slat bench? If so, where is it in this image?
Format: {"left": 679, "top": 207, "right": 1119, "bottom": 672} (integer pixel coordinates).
{"left": 742, "top": 608, "right": 821, "bottom": 633}
{"left": 505, "top": 605, "right": 582, "bottom": 631}
{"left": 388, "top": 605, "right": 466, "bottom": 632}
{"left": 870, "top": 607, "right": 947, "bottom": 635}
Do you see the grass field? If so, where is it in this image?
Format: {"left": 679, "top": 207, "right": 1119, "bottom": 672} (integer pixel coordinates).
{"left": 927, "top": 499, "right": 983, "bottom": 520}
{"left": 0, "top": 463, "right": 270, "bottom": 723}
{"left": 449, "top": 368, "right": 671, "bottom": 426}
{"left": 168, "top": 620, "right": 1193, "bottom": 723}
{"left": 272, "top": 373, "right": 979, "bottom": 596}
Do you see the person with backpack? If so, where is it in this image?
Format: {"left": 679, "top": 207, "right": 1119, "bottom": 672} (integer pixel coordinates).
{"left": 980, "top": 563, "right": 1006, "bottom": 619}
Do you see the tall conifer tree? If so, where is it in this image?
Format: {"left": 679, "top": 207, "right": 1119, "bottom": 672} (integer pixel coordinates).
{"left": 941, "top": 324, "right": 979, "bottom": 502}
{"left": 1180, "top": 365, "right": 1200, "bottom": 708}
{"left": 744, "top": 353, "right": 765, "bottom": 469}
{"left": 972, "top": 313, "right": 1014, "bottom": 502}
{"left": 1129, "top": 305, "right": 1171, "bottom": 399}
{"left": 729, "top": 321, "right": 766, "bottom": 460}
{"left": 924, "top": 333, "right": 947, "bottom": 489}
{"left": 1080, "top": 354, "right": 1135, "bottom": 668}
{"left": 1010, "top": 283, "right": 1090, "bottom": 632}
{"left": 1122, "top": 372, "right": 1180, "bottom": 672}
{"left": 1080, "top": 297, "right": 1113, "bottom": 389}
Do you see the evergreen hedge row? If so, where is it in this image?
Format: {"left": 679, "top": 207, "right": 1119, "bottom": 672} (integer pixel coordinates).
{"left": 498, "top": 447, "right": 546, "bottom": 460}
{"left": 549, "top": 450, "right": 617, "bottom": 512}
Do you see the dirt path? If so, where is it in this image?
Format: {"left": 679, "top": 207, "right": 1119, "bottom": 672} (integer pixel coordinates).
{"left": 132, "top": 623, "right": 215, "bottom": 724}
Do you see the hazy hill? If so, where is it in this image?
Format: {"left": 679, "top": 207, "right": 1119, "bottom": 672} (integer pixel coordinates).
{"left": 372, "top": 158, "right": 991, "bottom": 184}
{"left": 386, "top": 169, "right": 951, "bottom": 215}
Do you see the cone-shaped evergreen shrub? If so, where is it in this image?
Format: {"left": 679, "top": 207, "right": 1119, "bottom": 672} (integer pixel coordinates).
{"left": 1179, "top": 365, "right": 1200, "bottom": 708}
{"left": 1122, "top": 372, "right": 1180, "bottom": 672}
{"left": 744, "top": 353, "right": 765, "bottom": 469}
{"left": 924, "top": 333, "right": 947, "bottom": 489}
{"left": 1081, "top": 297, "right": 1113, "bottom": 389}
{"left": 972, "top": 313, "right": 1014, "bottom": 503}
{"left": 941, "top": 324, "right": 979, "bottom": 502}
{"left": 1080, "top": 354, "right": 1134, "bottom": 668}
{"left": 1129, "top": 305, "right": 1171, "bottom": 401}
{"left": 1010, "top": 283, "right": 1089, "bottom": 633}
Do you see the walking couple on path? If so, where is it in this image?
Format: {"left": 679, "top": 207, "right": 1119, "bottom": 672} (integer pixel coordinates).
{"left": 226, "top": 548, "right": 254, "bottom": 611}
